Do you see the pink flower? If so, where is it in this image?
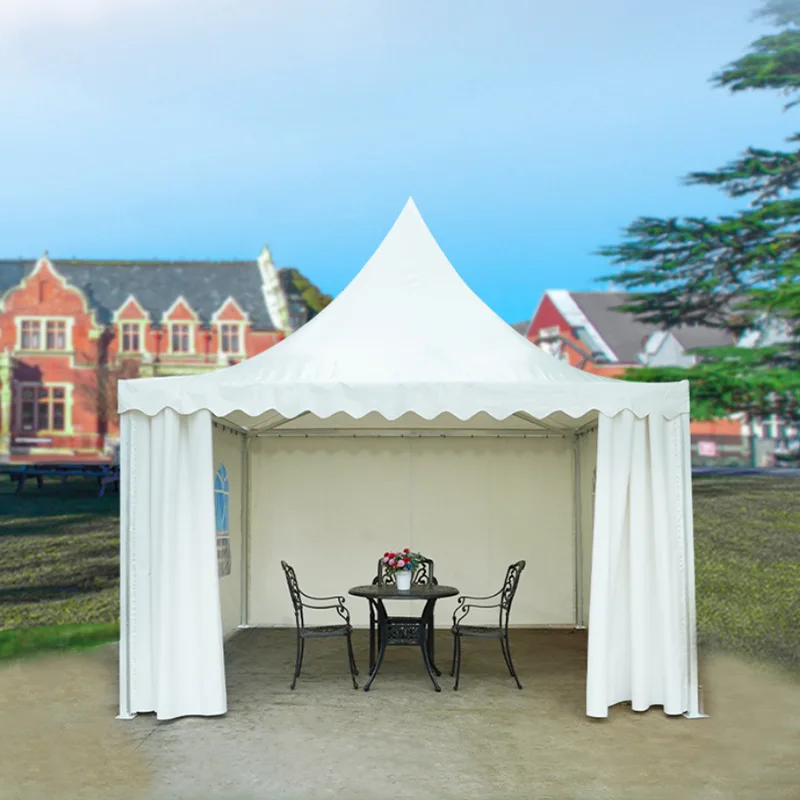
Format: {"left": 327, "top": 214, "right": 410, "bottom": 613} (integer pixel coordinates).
{"left": 382, "top": 557, "right": 389, "bottom": 564}
{"left": 397, "top": 559, "right": 405, "bottom": 568}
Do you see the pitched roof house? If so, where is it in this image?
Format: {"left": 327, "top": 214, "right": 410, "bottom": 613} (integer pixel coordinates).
{"left": 524, "top": 290, "right": 736, "bottom": 371}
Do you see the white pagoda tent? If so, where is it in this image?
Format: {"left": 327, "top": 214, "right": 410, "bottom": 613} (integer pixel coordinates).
{"left": 117, "top": 198, "right": 702, "bottom": 722}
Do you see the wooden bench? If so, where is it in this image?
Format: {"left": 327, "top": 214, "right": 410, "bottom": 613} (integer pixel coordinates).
{"left": 1, "top": 463, "right": 120, "bottom": 497}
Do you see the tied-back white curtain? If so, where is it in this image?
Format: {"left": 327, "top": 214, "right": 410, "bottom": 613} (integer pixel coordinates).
{"left": 120, "top": 408, "right": 227, "bottom": 721}
{"left": 586, "top": 411, "right": 700, "bottom": 718}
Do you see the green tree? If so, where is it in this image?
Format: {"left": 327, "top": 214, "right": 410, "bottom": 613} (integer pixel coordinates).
{"left": 597, "top": 0, "right": 800, "bottom": 438}
{"left": 281, "top": 268, "right": 333, "bottom": 318}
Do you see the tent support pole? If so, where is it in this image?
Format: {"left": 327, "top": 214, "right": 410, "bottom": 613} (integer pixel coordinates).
{"left": 679, "top": 413, "right": 708, "bottom": 719}
{"left": 239, "top": 435, "right": 251, "bottom": 629}
{"left": 573, "top": 434, "right": 586, "bottom": 630}
{"left": 117, "top": 416, "right": 136, "bottom": 719}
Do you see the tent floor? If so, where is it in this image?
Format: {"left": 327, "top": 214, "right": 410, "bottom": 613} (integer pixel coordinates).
{"left": 1, "top": 629, "right": 799, "bottom": 800}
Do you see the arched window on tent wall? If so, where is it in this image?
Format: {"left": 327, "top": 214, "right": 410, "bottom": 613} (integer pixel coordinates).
{"left": 214, "top": 465, "right": 232, "bottom": 578}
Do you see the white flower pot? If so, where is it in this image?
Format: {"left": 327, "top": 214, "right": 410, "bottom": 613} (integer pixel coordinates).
{"left": 395, "top": 570, "right": 412, "bottom": 591}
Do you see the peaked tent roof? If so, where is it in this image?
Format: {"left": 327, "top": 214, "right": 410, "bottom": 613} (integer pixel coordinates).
{"left": 119, "top": 199, "right": 689, "bottom": 423}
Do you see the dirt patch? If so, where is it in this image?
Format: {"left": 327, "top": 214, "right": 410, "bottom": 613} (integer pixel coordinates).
{"left": 0, "top": 633, "right": 798, "bottom": 800}
{"left": 0, "top": 645, "right": 150, "bottom": 800}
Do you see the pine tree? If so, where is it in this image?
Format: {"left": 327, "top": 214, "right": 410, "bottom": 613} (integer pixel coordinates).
{"left": 597, "top": 0, "right": 800, "bottom": 431}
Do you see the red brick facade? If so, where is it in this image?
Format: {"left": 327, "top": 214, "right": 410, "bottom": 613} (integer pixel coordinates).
{"left": 0, "top": 256, "right": 287, "bottom": 461}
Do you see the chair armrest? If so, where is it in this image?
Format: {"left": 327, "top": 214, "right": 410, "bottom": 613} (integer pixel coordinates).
{"left": 456, "top": 589, "right": 502, "bottom": 602}
{"left": 299, "top": 590, "right": 347, "bottom": 604}
{"left": 452, "top": 595, "right": 501, "bottom": 626}
{"left": 301, "top": 599, "right": 352, "bottom": 625}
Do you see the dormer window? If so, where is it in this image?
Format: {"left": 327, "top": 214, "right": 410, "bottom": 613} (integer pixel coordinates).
{"left": 171, "top": 323, "right": 192, "bottom": 353}
{"left": 212, "top": 298, "right": 248, "bottom": 356}
{"left": 160, "top": 297, "right": 198, "bottom": 355}
{"left": 121, "top": 322, "right": 143, "bottom": 353}
{"left": 219, "top": 323, "right": 242, "bottom": 354}
{"left": 113, "top": 296, "right": 150, "bottom": 356}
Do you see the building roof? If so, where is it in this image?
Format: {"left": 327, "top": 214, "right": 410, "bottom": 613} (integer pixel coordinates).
{"left": 557, "top": 291, "right": 735, "bottom": 363}
{"left": 0, "top": 258, "right": 278, "bottom": 330}
{"left": 510, "top": 320, "right": 529, "bottom": 335}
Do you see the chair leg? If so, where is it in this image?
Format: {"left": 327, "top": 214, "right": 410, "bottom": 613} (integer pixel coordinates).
{"left": 450, "top": 634, "right": 457, "bottom": 677}
{"left": 291, "top": 633, "right": 302, "bottom": 690}
{"left": 298, "top": 637, "right": 306, "bottom": 674}
{"left": 369, "top": 606, "right": 375, "bottom": 672}
{"left": 453, "top": 635, "right": 463, "bottom": 691}
{"left": 501, "top": 635, "right": 523, "bottom": 690}
{"left": 346, "top": 632, "right": 359, "bottom": 690}
{"left": 350, "top": 640, "right": 360, "bottom": 677}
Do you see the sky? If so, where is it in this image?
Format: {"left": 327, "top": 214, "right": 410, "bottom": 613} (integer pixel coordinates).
{"left": 0, "top": 0, "right": 793, "bottom": 324}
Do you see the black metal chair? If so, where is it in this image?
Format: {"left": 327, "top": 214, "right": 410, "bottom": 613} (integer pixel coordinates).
{"left": 369, "top": 557, "right": 438, "bottom": 673}
{"left": 451, "top": 560, "right": 526, "bottom": 690}
{"left": 280, "top": 560, "right": 359, "bottom": 690}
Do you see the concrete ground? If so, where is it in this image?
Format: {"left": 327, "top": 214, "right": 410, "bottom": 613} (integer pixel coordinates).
{"left": 1, "top": 629, "right": 799, "bottom": 800}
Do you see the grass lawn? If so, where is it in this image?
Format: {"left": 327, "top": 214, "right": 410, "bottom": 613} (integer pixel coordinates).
{"left": 0, "top": 476, "right": 120, "bottom": 656}
{"left": 1, "top": 474, "right": 798, "bottom": 673}
{"left": 693, "top": 476, "right": 800, "bottom": 674}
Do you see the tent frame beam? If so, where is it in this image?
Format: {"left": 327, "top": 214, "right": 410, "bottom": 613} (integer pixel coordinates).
{"left": 212, "top": 417, "right": 248, "bottom": 436}
{"left": 575, "top": 420, "right": 599, "bottom": 438}
{"left": 512, "top": 411, "right": 561, "bottom": 432}
{"left": 251, "top": 411, "right": 311, "bottom": 433}
{"left": 256, "top": 428, "right": 568, "bottom": 439}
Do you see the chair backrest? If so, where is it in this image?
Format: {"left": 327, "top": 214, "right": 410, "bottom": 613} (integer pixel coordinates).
{"left": 499, "top": 560, "right": 526, "bottom": 629}
{"left": 373, "top": 557, "right": 437, "bottom": 586}
{"left": 281, "top": 560, "right": 304, "bottom": 628}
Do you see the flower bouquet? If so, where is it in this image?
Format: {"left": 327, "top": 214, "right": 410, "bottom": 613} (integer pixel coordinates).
{"left": 382, "top": 548, "right": 424, "bottom": 591}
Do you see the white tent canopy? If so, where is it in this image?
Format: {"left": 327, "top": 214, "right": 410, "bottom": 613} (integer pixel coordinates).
{"left": 118, "top": 198, "right": 702, "bottom": 722}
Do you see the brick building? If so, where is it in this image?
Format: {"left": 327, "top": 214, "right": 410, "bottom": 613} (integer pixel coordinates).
{"left": 515, "top": 290, "right": 749, "bottom": 463}
{"left": 0, "top": 246, "right": 311, "bottom": 462}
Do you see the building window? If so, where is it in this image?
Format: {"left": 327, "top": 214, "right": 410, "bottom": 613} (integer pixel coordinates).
{"left": 20, "top": 320, "right": 42, "bottom": 349}
{"left": 18, "top": 385, "right": 67, "bottom": 433}
{"left": 46, "top": 320, "right": 67, "bottom": 350}
{"left": 538, "top": 326, "right": 562, "bottom": 357}
{"left": 121, "top": 323, "right": 142, "bottom": 353}
{"left": 19, "top": 318, "right": 70, "bottom": 351}
{"left": 219, "top": 324, "right": 241, "bottom": 354}
{"left": 171, "top": 323, "right": 191, "bottom": 353}
{"left": 214, "top": 465, "right": 232, "bottom": 578}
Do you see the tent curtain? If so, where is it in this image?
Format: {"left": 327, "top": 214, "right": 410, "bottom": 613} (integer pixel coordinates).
{"left": 586, "top": 411, "right": 700, "bottom": 718}
{"left": 120, "top": 408, "right": 227, "bottom": 721}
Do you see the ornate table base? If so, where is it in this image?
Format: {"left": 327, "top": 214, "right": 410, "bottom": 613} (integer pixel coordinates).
{"left": 365, "top": 597, "right": 442, "bottom": 692}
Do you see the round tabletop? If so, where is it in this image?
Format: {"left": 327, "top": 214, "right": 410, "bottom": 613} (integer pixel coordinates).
{"left": 349, "top": 584, "right": 460, "bottom": 600}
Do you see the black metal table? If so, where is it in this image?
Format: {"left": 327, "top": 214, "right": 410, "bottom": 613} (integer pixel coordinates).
{"left": 349, "top": 583, "right": 459, "bottom": 692}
